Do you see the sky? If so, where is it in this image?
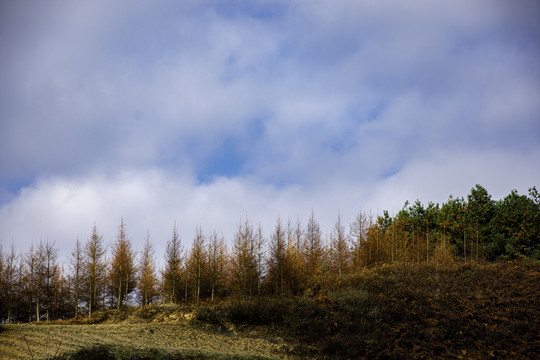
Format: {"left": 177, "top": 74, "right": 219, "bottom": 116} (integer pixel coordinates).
{"left": 1, "top": 0, "right": 539, "bottom": 265}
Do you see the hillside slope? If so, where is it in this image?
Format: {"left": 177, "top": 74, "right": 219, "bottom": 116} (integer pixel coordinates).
{"left": 0, "top": 262, "right": 538, "bottom": 359}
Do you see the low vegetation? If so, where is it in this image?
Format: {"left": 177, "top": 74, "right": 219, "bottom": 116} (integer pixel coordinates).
{"left": 1, "top": 261, "right": 538, "bottom": 359}
{"left": 0, "top": 321, "right": 290, "bottom": 359}
{"left": 192, "top": 261, "right": 540, "bottom": 358}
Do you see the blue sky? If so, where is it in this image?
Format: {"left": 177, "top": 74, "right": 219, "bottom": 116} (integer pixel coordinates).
{"left": 1, "top": 0, "right": 539, "bottom": 263}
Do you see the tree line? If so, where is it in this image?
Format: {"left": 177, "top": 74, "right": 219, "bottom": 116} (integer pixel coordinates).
{"left": 0, "top": 185, "right": 538, "bottom": 323}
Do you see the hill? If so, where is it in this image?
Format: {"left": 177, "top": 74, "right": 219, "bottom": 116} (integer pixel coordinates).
{"left": 0, "top": 261, "right": 538, "bottom": 359}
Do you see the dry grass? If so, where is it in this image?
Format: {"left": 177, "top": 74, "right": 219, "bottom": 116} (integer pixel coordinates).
{"left": 0, "top": 322, "right": 291, "bottom": 359}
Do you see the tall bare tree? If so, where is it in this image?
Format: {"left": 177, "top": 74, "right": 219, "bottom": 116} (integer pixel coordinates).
{"left": 349, "top": 211, "right": 368, "bottom": 269}
{"left": 267, "top": 216, "right": 286, "bottom": 296}
{"left": 207, "top": 231, "right": 227, "bottom": 301}
{"left": 284, "top": 217, "right": 306, "bottom": 295}
{"left": 186, "top": 226, "right": 206, "bottom": 302}
{"left": 23, "top": 244, "right": 41, "bottom": 321}
{"left": 3, "top": 244, "right": 18, "bottom": 323}
{"left": 70, "top": 237, "right": 83, "bottom": 317}
{"left": 109, "top": 219, "right": 136, "bottom": 309}
{"left": 162, "top": 222, "right": 183, "bottom": 303}
{"left": 231, "top": 217, "right": 258, "bottom": 302}
{"left": 83, "top": 224, "right": 107, "bottom": 318}
{"left": 255, "top": 223, "right": 266, "bottom": 297}
{"left": 303, "top": 211, "right": 324, "bottom": 277}
{"left": 0, "top": 245, "right": 5, "bottom": 320}
{"left": 330, "top": 212, "right": 350, "bottom": 277}
{"left": 40, "top": 240, "right": 60, "bottom": 321}
{"left": 138, "top": 231, "right": 159, "bottom": 306}
{"left": 16, "top": 249, "right": 26, "bottom": 321}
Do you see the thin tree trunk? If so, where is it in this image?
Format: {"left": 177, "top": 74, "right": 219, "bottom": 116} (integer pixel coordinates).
{"left": 426, "top": 229, "right": 429, "bottom": 262}
{"left": 117, "top": 280, "right": 122, "bottom": 309}
{"left": 9, "top": 280, "right": 13, "bottom": 323}
{"left": 391, "top": 225, "right": 395, "bottom": 263}
{"left": 476, "top": 225, "right": 479, "bottom": 262}
{"left": 197, "top": 264, "right": 201, "bottom": 303}
{"left": 75, "top": 285, "right": 79, "bottom": 317}
{"left": 464, "top": 229, "right": 467, "bottom": 262}
{"left": 126, "top": 274, "right": 129, "bottom": 305}
{"left": 171, "top": 275, "right": 175, "bottom": 303}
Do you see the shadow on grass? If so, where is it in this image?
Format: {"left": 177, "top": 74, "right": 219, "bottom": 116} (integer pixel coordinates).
{"left": 51, "top": 344, "right": 278, "bottom": 360}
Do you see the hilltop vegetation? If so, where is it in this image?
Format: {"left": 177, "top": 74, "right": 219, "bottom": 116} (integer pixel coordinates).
{"left": 0, "top": 185, "right": 539, "bottom": 357}
{"left": 0, "top": 261, "right": 538, "bottom": 359}
{"left": 1, "top": 184, "right": 538, "bottom": 325}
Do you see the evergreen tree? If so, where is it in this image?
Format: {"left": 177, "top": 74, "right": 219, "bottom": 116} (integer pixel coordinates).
{"left": 466, "top": 185, "right": 495, "bottom": 261}
{"left": 490, "top": 190, "right": 540, "bottom": 259}
{"left": 440, "top": 196, "right": 468, "bottom": 261}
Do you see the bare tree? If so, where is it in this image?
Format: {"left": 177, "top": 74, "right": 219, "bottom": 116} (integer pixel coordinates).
{"left": 0, "top": 245, "right": 5, "bottom": 321}
{"left": 303, "top": 211, "right": 324, "bottom": 277}
{"left": 3, "top": 244, "right": 18, "bottom": 323}
{"left": 349, "top": 211, "right": 368, "bottom": 269}
{"left": 162, "top": 222, "right": 183, "bottom": 303}
{"left": 83, "top": 224, "right": 107, "bottom": 319}
{"left": 138, "top": 231, "right": 159, "bottom": 306}
{"left": 23, "top": 243, "right": 42, "bottom": 322}
{"left": 267, "top": 216, "right": 286, "bottom": 296}
{"left": 330, "top": 212, "right": 350, "bottom": 277}
{"left": 41, "top": 240, "right": 60, "bottom": 321}
{"left": 186, "top": 226, "right": 206, "bottom": 302}
{"left": 207, "top": 231, "right": 227, "bottom": 301}
{"left": 109, "top": 218, "right": 136, "bottom": 309}
{"left": 255, "top": 223, "right": 265, "bottom": 297}
{"left": 16, "top": 249, "right": 26, "bottom": 321}
{"left": 70, "top": 237, "right": 84, "bottom": 317}
{"left": 232, "top": 217, "right": 257, "bottom": 302}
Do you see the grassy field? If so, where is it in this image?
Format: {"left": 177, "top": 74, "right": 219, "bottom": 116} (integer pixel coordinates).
{"left": 0, "top": 322, "right": 292, "bottom": 359}
{"left": 1, "top": 261, "right": 539, "bottom": 359}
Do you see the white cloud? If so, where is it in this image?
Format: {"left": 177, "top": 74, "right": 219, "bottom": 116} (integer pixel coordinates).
{"left": 370, "top": 148, "right": 540, "bottom": 213}
{"left": 0, "top": 169, "right": 316, "bottom": 265}
{"left": 3, "top": 143, "right": 538, "bottom": 266}
{"left": 1, "top": 0, "right": 539, "bottom": 264}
